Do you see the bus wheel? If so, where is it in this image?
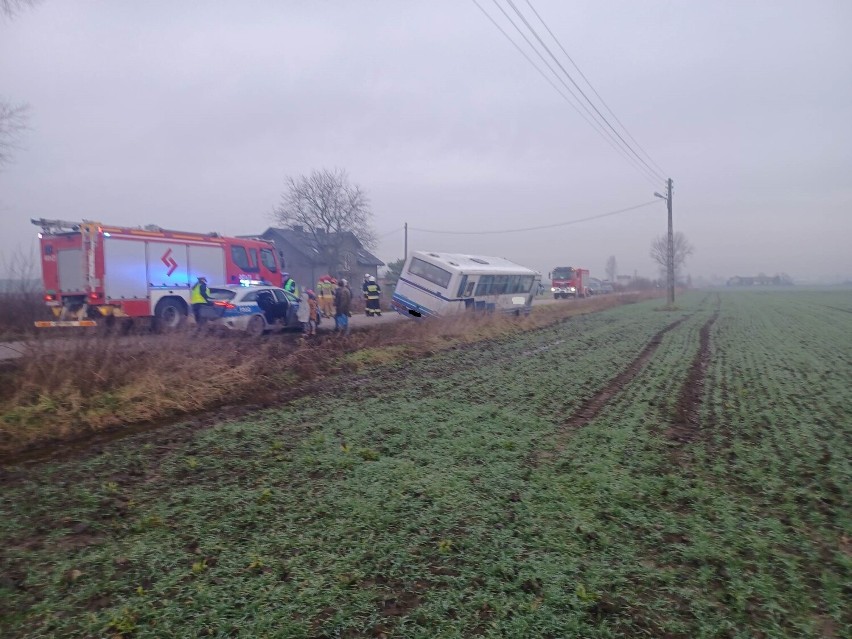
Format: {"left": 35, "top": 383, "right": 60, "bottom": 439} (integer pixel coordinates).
{"left": 154, "top": 298, "right": 187, "bottom": 331}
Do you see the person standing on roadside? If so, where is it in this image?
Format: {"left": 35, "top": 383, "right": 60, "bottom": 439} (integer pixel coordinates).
{"left": 282, "top": 272, "right": 299, "bottom": 297}
{"left": 317, "top": 275, "right": 335, "bottom": 318}
{"left": 333, "top": 278, "right": 352, "bottom": 335}
{"left": 306, "top": 290, "right": 320, "bottom": 337}
{"left": 363, "top": 275, "right": 382, "bottom": 317}
{"left": 296, "top": 289, "right": 310, "bottom": 335}
{"left": 190, "top": 276, "right": 212, "bottom": 325}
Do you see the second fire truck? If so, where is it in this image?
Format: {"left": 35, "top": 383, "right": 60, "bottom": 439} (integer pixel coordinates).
{"left": 549, "top": 266, "right": 590, "bottom": 299}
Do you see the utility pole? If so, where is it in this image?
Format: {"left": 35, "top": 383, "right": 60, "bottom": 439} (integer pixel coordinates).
{"left": 654, "top": 178, "right": 675, "bottom": 306}
{"left": 666, "top": 178, "right": 674, "bottom": 306}
{"left": 404, "top": 222, "right": 408, "bottom": 262}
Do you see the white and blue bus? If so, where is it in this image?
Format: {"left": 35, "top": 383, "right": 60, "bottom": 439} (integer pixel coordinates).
{"left": 391, "top": 251, "right": 541, "bottom": 318}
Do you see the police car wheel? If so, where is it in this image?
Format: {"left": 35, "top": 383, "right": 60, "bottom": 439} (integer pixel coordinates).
{"left": 247, "top": 315, "right": 266, "bottom": 337}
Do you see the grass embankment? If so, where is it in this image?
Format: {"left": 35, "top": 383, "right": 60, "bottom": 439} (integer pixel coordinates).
{"left": 0, "top": 294, "right": 643, "bottom": 457}
{"left": 1, "top": 291, "right": 848, "bottom": 638}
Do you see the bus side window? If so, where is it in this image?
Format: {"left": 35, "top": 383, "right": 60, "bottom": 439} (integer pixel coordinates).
{"left": 475, "top": 275, "right": 493, "bottom": 296}
{"left": 464, "top": 281, "right": 475, "bottom": 297}
{"left": 492, "top": 275, "right": 509, "bottom": 295}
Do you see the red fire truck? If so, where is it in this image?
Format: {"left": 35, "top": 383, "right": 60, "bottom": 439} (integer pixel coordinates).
{"left": 32, "top": 218, "right": 283, "bottom": 328}
{"left": 549, "top": 266, "right": 590, "bottom": 299}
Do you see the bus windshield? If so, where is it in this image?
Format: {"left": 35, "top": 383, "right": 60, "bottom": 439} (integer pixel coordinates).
{"left": 409, "top": 257, "right": 452, "bottom": 289}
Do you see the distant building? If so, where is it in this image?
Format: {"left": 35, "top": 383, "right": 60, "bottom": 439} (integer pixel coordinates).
{"left": 255, "top": 226, "right": 384, "bottom": 291}
{"left": 726, "top": 274, "right": 793, "bottom": 287}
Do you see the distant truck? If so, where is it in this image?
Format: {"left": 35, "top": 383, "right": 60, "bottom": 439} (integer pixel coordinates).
{"left": 549, "top": 266, "right": 590, "bottom": 299}
{"left": 32, "top": 218, "right": 283, "bottom": 328}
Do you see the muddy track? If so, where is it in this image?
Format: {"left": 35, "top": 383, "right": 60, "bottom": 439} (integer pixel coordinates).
{"left": 821, "top": 305, "right": 852, "bottom": 315}
{"left": 666, "top": 296, "right": 721, "bottom": 451}
{"left": 525, "top": 315, "right": 691, "bottom": 468}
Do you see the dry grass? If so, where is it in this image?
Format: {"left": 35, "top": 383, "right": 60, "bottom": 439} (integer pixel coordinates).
{"left": 0, "top": 291, "right": 49, "bottom": 339}
{"left": 0, "top": 292, "right": 658, "bottom": 457}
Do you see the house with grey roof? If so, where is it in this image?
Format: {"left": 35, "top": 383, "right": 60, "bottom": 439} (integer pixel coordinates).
{"left": 257, "top": 226, "right": 384, "bottom": 292}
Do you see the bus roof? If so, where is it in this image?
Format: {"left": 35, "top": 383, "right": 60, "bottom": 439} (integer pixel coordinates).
{"left": 411, "top": 251, "right": 539, "bottom": 275}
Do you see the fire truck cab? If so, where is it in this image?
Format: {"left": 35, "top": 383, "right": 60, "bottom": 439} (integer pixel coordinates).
{"left": 33, "top": 218, "right": 283, "bottom": 328}
{"left": 549, "top": 266, "right": 590, "bottom": 299}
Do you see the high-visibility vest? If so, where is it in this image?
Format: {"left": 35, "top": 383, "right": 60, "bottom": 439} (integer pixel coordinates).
{"left": 365, "top": 283, "right": 380, "bottom": 299}
{"left": 284, "top": 278, "right": 299, "bottom": 297}
{"left": 190, "top": 282, "right": 207, "bottom": 304}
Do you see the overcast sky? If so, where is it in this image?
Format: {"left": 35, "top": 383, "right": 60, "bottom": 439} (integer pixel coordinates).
{"left": 2, "top": 0, "right": 850, "bottom": 283}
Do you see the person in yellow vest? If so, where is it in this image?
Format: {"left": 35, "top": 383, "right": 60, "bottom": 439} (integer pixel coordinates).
{"left": 190, "top": 276, "right": 212, "bottom": 324}
{"left": 282, "top": 272, "right": 299, "bottom": 297}
{"left": 316, "top": 275, "right": 335, "bottom": 318}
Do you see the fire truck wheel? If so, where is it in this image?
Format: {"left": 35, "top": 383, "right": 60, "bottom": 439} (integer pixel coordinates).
{"left": 154, "top": 298, "right": 187, "bottom": 331}
{"left": 247, "top": 314, "right": 266, "bottom": 337}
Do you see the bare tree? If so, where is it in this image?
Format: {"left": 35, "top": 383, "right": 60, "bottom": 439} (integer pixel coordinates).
{"left": 0, "top": 246, "right": 44, "bottom": 334}
{"left": 0, "top": 101, "right": 28, "bottom": 167}
{"left": 650, "top": 232, "right": 694, "bottom": 281}
{"left": 273, "top": 168, "right": 376, "bottom": 276}
{"left": 605, "top": 255, "right": 617, "bottom": 282}
{"left": 1, "top": 0, "right": 38, "bottom": 165}
{"left": 1, "top": 0, "right": 39, "bottom": 20}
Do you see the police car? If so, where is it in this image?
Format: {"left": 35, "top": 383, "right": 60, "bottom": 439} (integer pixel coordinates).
{"left": 201, "top": 284, "right": 301, "bottom": 336}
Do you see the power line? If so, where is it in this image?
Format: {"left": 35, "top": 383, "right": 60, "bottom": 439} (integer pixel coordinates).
{"left": 471, "top": 0, "right": 663, "bottom": 189}
{"left": 410, "top": 200, "right": 661, "bottom": 235}
{"left": 502, "top": 0, "right": 667, "bottom": 183}
{"left": 490, "top": 0, "right": 665, "bottom": 187}
{"left": 472, "top": 0, "right": 667, "bottom": 187}
{"left": 522, "top": 0, "right": 668, "bottom": 178}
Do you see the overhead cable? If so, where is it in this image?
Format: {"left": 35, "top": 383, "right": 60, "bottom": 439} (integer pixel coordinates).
{"left": 409, "top": 200, "right": 661, "bottom": 235}
{"left": 522, "top": 0, "right": 668, "bottom": 178}
{"left": 471, "top": 0, "right": 663, "bottom": 188}
{"left": 480, "top": 0, "right": 661, "bottom": 187}
{"left": 502, "top": 0, "right": 667, "bottom": 183}
{"left": 472, "top": 0, "right": 666, "bottom": 188}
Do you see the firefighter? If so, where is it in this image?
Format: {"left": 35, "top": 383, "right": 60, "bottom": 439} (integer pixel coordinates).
{"left": 316, "top": 275, "right": 335, "bottom": 318}
{"left": 282, "top": 272, "right": 299, "bottom": 297}
{"left": 364, "top": 275, "right": 382, "bottom": 317}
{"left": 190, "top": 276, "right": 212, "bottom": 324}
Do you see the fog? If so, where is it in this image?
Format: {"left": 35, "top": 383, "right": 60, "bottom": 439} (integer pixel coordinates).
{"left": 2, "top": 0, "right": 850, "bottom": 283}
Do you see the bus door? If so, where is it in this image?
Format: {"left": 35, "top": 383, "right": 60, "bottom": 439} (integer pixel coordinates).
{"left": 457, "top": 274, "right": 478, "bottom": 309}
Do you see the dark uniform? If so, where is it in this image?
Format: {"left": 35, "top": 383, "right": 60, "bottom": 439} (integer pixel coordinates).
{"left": 363, "top": 277, "right": 381, "bottom": 317}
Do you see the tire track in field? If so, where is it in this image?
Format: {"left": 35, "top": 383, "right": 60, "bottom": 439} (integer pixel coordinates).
{"left": 666, "top": 296, "right": 721, "bottom": 452}
{"left": 821, "top": 305, "right": 852, "bottom": 315}
{"left": 530, "top": 315, "right": 690, "bottom": 465}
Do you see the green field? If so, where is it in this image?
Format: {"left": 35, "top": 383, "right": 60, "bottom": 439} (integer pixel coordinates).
{"left": 1, "top": 290, "right": 850, "bottom": 638}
